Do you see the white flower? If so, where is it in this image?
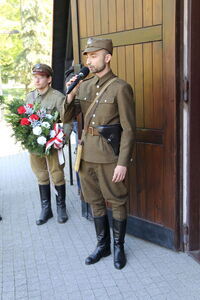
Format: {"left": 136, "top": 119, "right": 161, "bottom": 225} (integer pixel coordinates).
{"left": 37, "top": 136, "right": 47, "bottom": 145}
{"left": 41, "top": 122, "right": 50, "bottom": 129}
{"left": 50, "top": 130, "right": 56, "bottom": 138}
{"left": 33, "top": 126, "right": 42, "bottom": 136}
{"left": 31, "top": 120, "right": 42, "bottom": 128}
{"left": 46, "top": 114, "right": 53, "bottom": 119}
{"left": 25, "top": 106, "right": 34, "bottom": 115}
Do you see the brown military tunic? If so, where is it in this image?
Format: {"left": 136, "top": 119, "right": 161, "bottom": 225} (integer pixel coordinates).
{"left": 67, "top": 70, "right": 135, "bottom": 219}
{"left": 26, "top": 87, "right": 69, "bottom": 186}
{"left": 76, "top": 70, "right": 135, "bottom": 166}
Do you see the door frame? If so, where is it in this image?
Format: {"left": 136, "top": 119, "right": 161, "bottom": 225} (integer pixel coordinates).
{"left": 187, "top": 0, "right": 200, "bottom": 257}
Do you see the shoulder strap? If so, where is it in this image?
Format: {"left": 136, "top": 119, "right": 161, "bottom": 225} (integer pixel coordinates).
{"left": 80, "top": 77, "right": 117, "bottom": 144}
{"left": 84, "top": 77, "right": 117, "bottom": 131}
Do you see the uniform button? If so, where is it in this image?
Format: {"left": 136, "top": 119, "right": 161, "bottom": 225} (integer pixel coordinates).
{"left": 92, "top": 121, "right": 95, "bottom": 125}
{"left": 96, "top": 100, "right": 99, "bottom": 103}
{"left": 104, "top": 99, "right": 107, "bottom": 102}
{"left": 96, "top": 85, "right": 99, "bottom": 88}
{"left": 130, "top": 158, "right": 133, "bottom": 162}
{"left": 96, "top": 92, "right": 99, "bottom": 96}
{"left": 93, "top": 114, "right": 96, "bottom": 117}
{"left": 84, "top": 97, "right": 87, "bottom": 100}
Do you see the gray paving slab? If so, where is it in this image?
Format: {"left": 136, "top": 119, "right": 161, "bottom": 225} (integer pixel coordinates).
{"left": 1, "top": 119, "right": 200, "bottom": 300}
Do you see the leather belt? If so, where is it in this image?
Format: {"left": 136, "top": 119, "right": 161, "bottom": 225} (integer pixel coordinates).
{"left": 87, "top": 127, "right": 100, "bottom": 136}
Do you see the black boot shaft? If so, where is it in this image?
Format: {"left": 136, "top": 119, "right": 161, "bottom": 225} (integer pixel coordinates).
{"left": 113, "top": 218, "right": 127, "bottom": 270}
{"left": 94, "top": 215, "right": 111, "bottom": 246}
{"left": 37, "top": 184, "right": 53, "bottom": 225}
{"left": 39, "top": 184, "right": 51, "bottom": 205}
{"left": 55, "top": 184, "right": 66, "bottom": 207}
{"left": 55, "top": 184, "right": 68, "bottom": 223}
{"left": 113, "top": 218, "right": 127, "bottom": 246}
{"left": 85, "top": 215, "right": 111, "bottom": 265}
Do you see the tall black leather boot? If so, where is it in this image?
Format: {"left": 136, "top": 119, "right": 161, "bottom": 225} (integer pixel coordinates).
{"left": 85, "top": 215, "right": 111, "bottom": 265}
{"left": 36, "top": 184, "right": 53, "bottom": 225}
{"left": 113, "top": 218, "right": 127, "bottom": 270}
{"left": 55, "top": 184, "right": 68, "bottom": 223}
{"left": 0, "top": 215, "right": 2, "bottom": 221}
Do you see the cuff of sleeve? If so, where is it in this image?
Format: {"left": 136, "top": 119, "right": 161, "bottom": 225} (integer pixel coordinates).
{"left": 117, "top": 156, "right": 134, "bottom": 167}
{"left": 64, "top": 96, "right": 74, "bottom": 108}
{"left": 117, "top": 157, "right": 129, "bottom": 167}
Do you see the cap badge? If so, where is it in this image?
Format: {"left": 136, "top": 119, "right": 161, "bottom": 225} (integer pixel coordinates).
{"left": 87, "top": 38, "right": 93, "bottom": 46}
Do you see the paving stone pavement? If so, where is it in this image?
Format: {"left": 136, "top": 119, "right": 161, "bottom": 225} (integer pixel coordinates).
{"left": 1, "top": 119, "right": 200, "bottom": 300}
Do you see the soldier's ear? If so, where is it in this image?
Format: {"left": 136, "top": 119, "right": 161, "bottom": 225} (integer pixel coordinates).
{"left": 105, "top": 53, "right": 112, "bottom": 64}
{"left": 47, "top": 76, "right": 52, "bottom": 84}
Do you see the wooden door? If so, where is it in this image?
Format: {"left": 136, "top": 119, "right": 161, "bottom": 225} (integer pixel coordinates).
{"left": 71, "top": 0, "right": 179, "bottom": 250}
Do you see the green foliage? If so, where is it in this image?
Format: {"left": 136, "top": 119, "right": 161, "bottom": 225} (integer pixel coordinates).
{"left": 2, "top": 88, "right": 25, "bottom": 101}
{"left": 6, "top": 98, "right": 25, "bottom": 114}
{"left": 0, "top": 0, "right": 52, "bottom": 90}
{"left": 0, "top": 95, "right": 5, "bottom": 105}
{"left": 0, "top": 0, "right": 23, "bottom": 83}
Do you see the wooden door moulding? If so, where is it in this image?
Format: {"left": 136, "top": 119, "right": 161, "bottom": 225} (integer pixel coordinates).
{"left": 162, "top": 0, "right": 177, "bottom": 231}
{"left": 70, "top": 0, "right": 80, "bottom": 65}
{"left": 80, "top": 25, "right": 162, "bottom": 50}
{"left": 136, "top": 128, "right": 164, "bottom": 145}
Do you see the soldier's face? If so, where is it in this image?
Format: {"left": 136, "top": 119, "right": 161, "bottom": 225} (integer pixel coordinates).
{"left": 33, "top": 74, "right": 52, "bottom": 89}
{"left": 86, "top": 50, "right": 111, "bottom": 74}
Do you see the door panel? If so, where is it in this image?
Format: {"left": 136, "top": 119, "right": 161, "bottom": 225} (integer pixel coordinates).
{"left": 71, "top": 0, "right": 178, "bottom": 249}
{"left": 136, "top": 143, "right": 164, "bottom": 223}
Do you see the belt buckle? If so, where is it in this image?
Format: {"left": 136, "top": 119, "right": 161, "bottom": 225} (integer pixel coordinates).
{"left": 89, "top": 126, "right": 94, "bottom": 136}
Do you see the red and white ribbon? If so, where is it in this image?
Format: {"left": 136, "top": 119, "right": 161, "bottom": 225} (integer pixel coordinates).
{"left": 45, "top": 123, "right": 65, "bottom": 165}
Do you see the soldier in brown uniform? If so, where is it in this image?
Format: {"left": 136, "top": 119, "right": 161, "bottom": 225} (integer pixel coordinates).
{"left": 66, "top": 38, "right": 135, "bottom": 269}
{"left": 26, "top": 63, "right": 70, "bottom": 225}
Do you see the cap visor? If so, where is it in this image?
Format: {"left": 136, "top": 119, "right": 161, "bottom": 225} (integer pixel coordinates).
{"left": 32, "top": 71, "right": 50, "bottom": 76}
{"left": 83, "top": 47, "right": 103, "bottom": 55}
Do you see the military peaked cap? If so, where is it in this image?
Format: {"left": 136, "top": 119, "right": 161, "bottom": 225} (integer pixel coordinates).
{"left": 32, "top": 63, "right": 53, "bottom": 77}
{"left": 83, "top": 38, "right": 113, "bottom": 55}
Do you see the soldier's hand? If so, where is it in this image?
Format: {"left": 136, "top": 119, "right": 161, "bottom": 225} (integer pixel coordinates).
{"left": 112, "top": 165, "right": 127, "bottom": 183}
{"left": 66, "top": 75, "right": 82, "bottom": 103}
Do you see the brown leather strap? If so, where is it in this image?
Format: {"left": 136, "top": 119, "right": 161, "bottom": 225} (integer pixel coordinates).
{"left": 80, "top": 77, "right": 117, "bottom": 144}
{"left": 86, "top": 127, "right": 100, "bottom": 136}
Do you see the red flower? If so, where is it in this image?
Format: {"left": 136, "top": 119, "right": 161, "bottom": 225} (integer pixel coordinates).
{"left": 17, "top": 106, "right": 26, "bottom": 114}
{"left": 29, "top": 114, "right": 39, "bottom": 121}
{"left": 20, "top": 118, "right": 30, "bottom": 125}
{"left": 27, "top": 104, "right": 33, "bottom": 108}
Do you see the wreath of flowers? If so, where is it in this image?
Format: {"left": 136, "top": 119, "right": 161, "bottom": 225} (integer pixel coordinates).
{"left": 5, "top": 99, "right": 65, "bottom": 156}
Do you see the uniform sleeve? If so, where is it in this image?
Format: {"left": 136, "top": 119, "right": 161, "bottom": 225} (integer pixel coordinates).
{"left": 55, "top": 94, "right": 75, "bottom": 123}
{"left": 117, "top": 83, "right": 135, "bottom": 166}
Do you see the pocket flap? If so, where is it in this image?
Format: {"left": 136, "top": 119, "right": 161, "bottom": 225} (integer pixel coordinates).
{"left": 99, "top": 96, "right": 115, "bottom": 104}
